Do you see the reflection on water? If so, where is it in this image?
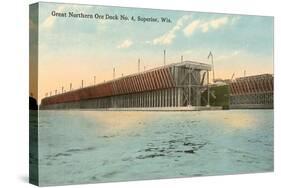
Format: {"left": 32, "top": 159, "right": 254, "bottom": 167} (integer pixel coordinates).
{"left": 37, "top": 110, "right": 273, "bottom": 186}
{"left": 80, "top": 111, "right": 153, "bottom": 131}
{"left": 211, "top": 111, "right": 257, "bottom": 128}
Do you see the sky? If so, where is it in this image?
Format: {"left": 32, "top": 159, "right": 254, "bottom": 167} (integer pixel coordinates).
{"left": 33, "top": 2, "right": 274, "bottom": 102}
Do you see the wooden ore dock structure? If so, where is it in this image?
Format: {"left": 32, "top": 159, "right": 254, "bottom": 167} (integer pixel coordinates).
{"left": 40, "top": 61, "right": 212, "bottom": 110}
{"left": 229, "top": 74, "right": 273, "bottom": 109}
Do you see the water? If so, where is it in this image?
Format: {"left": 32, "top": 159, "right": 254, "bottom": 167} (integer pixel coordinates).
{"left": 37, "top": 110, "right": 273, "bottom": 186}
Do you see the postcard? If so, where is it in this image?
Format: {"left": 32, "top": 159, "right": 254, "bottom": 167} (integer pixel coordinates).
{"left": 29, "top": 2, "right": 274, "bottom": 186}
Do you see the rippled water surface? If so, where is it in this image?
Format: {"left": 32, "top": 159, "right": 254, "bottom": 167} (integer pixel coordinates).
{"left": 37, "top": 110, "right": 273, "bottom": 186}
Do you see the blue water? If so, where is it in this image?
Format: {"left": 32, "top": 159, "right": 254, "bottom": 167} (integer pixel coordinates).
{"left": 37, "top": 110, "right": 273, "bottom": 186}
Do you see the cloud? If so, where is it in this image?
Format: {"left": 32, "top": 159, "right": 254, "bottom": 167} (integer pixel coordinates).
{"left": 216, "top": 50, "right": 242, "bottom": 61}
{"left": 209, "top": 17, "right": 228, "bottom": 29}
{"left": 184, "top": 20, "right": 201, "bottom": 36}
{"left": 151, "top": 15, "right": 191, "bottom": 45}
{"left": 117, "top": 39, "right": 133, "bottom": 49}
{"left": 41, "top": 5, "right": 95, "bottom": 29}
{"left": 183, "top": 16, "right": 238, "bottom": 37}
{"left": 42, "top": 5, "right": 65, "bottom": 29}
{"left": 149, "top": 15, "right": 239, "bottom": 45}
